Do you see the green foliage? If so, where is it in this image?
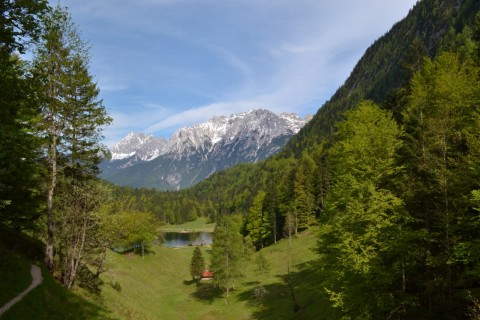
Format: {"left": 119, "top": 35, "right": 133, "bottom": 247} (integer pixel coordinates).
{"left": 0, "top": 54, "right": 44, "bottom": 229}
{"left": 210, "top": 215, "right": 254, "bottom": 301}
{"left": 54, "top": 180, "right": 112, "bottom": 288}
{"left": 34, "top": 4, "right": 112, "bottom": 181}
{"left": 292, "top": 152, "right": 317, "bottom": 231}
{"left": 0, "top": 0, "right": 47, "bottom": 229}
{"left": 31, "top": 4, "right": 112, "bottom": 282}
{"left": 246, "top": 191, "right": 271, "bottom": 249}
{"left": 190, "top": 246, "right": 206, "bottom": 281}
{"left": 402, "top": 51, "right": 480, "bottom": 315}
{"left": 317, "top": 101, "right": 415, "bottom": 318}
{"left": 0, "top": 0, "right": 48, "bottom": 55}
{"left": 116, "top": 210, "right": 159, "bottom": 256}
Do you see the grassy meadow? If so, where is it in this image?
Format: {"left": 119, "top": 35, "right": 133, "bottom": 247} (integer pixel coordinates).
{"left": 1, "top": 223, "right": 328, "bottom": 319}
{"left": 99, "top": 229, "right": 327, "bottom": 320}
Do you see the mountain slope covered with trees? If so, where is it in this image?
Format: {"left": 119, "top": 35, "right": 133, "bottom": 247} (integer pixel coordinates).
{"left": 114, "top": 0, "right": 480, "bottom": 317}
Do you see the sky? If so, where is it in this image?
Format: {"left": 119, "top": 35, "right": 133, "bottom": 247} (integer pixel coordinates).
{"left": 55, "top": 0, "right": 418, "bottom": 147}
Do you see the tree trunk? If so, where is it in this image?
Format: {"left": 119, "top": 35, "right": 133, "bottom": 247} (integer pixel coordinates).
{"left": 225, "top": 249, "right": 229, "bottom": 304}
{"left": 288, "top": 281, "right": 300, "bottom": 312}
{"left": 45, "top": 135, "right": 57, "bottom": 272}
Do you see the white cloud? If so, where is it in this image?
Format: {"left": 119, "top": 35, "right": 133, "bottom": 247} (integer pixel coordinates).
{"left": 58, "top": 0, "right": 418, "bottom": 145}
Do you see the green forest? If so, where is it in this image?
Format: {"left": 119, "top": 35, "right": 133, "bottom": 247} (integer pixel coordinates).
{"left": 3, "top": 0, "right": 480, "bottom": 319}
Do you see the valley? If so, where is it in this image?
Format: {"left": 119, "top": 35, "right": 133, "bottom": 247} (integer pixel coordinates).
{"left": 100, "top": 231, "right": 319, "bottom": 320}
{"left": 3, "top": 0, "right": 480, "bottom": 319}
{"left": 1, "top": 223, "right": 321, "bottom": 320}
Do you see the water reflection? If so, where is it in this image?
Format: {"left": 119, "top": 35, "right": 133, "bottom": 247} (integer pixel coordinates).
{"left": 162, "top": 232, "right": 213, "bottom": 247}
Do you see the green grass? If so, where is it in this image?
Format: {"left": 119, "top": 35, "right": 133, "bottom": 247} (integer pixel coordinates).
{"left": 99, "top": 229, "right": 329, "bottom": 319}
{"left": 160, "top": 217, "right": 216, "bottom": 232}
{"left": 0, "top": 226, "right": 114, "bottom": 320}
{"left": 1, "top": 224, "right": 330, "bottom": 319}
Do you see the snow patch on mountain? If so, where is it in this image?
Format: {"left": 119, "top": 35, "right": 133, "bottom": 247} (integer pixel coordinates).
{"left": 102, "top": 109, "right": 312, "bottom": 190}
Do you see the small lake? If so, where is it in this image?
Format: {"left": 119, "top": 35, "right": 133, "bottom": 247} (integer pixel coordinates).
{"left": 162, "top": 231, "right": 213, "bottom": 247}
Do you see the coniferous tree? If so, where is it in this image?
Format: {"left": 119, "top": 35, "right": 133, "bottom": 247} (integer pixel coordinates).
{"left": 0, "top": 0, "right": 47, "bottom": 229}
{"left": 403, "top": 51, "right": 480, "bottom": 313}
{"left": 190, "top": 246, "right": 206, "bottom": 282}
{"left": 293, "top": 152, "right": 317, "bottom": 230}
{"left": 34, "top": 5, "right": 111, "bottom": 275}
{"left": 210, "top": 215, "right": 253, "bottom": 303}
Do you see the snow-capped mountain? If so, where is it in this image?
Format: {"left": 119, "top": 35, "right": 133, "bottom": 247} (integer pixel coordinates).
{"left": 100, "top": 109, "right": 312, "bottom": 190}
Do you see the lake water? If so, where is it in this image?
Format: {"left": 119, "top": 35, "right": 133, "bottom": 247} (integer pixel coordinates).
{"left": 162, "top": 231, "right": 213, "bottom": 247}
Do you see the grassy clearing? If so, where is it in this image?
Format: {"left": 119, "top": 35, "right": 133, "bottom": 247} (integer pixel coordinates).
{"left": 160, "top": 217, "right": 216, "bottom": 232}
{"left": 100, "top": 245, "right": 250, "bottom": 320}
{"left": 100, "top": 229, "right": 328, "bottom": 319}
{"left": 1, "top": 224, "right": 329, "bottom": 319}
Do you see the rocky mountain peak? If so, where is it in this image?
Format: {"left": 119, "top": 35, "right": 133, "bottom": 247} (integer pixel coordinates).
{"left": 102, "top": 108, "right": 312, "bottom": 190}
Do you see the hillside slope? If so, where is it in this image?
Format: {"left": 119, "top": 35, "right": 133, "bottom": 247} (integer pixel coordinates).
{"left": 0, "top": 228, "right": 113, "bottom": 319}
{"left": 284, "top": 0, "right": 480, "bottom": 156}
{"left": 100, "top": 231, "right": 322, "bottom": 320}
{"left": 178, "top": 0, "right": 480, "bottom": 214}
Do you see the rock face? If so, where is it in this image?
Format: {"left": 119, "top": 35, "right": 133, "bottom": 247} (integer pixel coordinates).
{"left": 100, "top": 109, "right": 312, "bottom": 190}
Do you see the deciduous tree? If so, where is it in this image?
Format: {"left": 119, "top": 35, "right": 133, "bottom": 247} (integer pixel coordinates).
{"left": 317, "top": 100, "right": 414, "bottom": 318}
{"left": 210, "top": 215, "right": 253, "bottom": 303}
{"left": 246, "top": 191, "right": 270, "bottom": 249}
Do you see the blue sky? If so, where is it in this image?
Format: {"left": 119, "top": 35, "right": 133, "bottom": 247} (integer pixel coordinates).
{"left": 57, "top": 0, "right": 418, "bottom": 147}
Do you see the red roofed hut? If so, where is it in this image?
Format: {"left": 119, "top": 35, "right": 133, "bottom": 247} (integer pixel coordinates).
{"left": 201, "top": 270, "right": 214, "bottom": 280}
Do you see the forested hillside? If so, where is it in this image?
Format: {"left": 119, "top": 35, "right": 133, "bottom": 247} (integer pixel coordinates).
{"left": 115, "top": 0, "right": 480, "bottom": 317}
{"left": 285, "top": 0, "right": 480, "bottom": 155}
{"left": 119, "top": 0, "right": 480, "bottom": 228}
{"left": 3, "top": 0, "right": 480, "bottom": 318}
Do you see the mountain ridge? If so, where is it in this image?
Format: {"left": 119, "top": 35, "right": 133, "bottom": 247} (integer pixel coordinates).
{"left": 101, "top": 109, "right": 312, "bottom": 190}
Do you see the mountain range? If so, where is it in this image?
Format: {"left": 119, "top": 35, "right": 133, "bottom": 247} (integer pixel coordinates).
{"left": 100, "top": 109, "right": 312, "bottom": 190}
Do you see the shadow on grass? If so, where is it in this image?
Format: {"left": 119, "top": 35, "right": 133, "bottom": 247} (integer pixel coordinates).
{"left": 183, "top": 279, "right": 197, "bottom": 286}
{"left": 237, "top": 259, "right": 334, "bottom": 320}
{"left": 191, "top": 282, "right": 223, "bottom": 304}
{"left": 2, "top": 267, "right": 116, "bottom": 320}
{"left": 0, "top": 227, "right": 115, "bottom": 320}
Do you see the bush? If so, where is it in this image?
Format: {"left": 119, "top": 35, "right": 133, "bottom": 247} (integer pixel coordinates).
{"left": 109, "top": 281, "right": 122, "bottom": 293}
{"left": 77, "top": 264, "right": 103, "bottom": 294}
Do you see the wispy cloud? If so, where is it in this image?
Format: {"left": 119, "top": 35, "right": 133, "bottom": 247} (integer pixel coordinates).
{"left": 59, "top": 0, "right": 418, "bottom": 145}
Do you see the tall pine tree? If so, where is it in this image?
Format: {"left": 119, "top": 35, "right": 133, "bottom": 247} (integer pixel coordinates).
{"left": 34, "top": 5, "right": 111, "bottom": 276}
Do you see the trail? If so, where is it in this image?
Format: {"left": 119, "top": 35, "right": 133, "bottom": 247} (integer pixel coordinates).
{"left": 0, "top": 265, "right": 43, "bottom": 317}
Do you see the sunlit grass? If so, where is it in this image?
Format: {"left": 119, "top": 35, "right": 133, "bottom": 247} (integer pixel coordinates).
{"left": 1, "top": 224, "right": 327, "bottom": 319}
{"left": 160, "top": 217, "right": 216, "bottom": 232}
{"left": 100, "top": 229, "right": 327, "bottom": 319}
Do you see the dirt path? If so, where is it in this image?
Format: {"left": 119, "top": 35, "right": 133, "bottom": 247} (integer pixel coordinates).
{"left": 0, "top": 265, "right": 43, "bottom": 317}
